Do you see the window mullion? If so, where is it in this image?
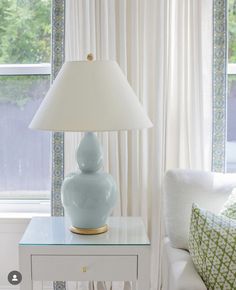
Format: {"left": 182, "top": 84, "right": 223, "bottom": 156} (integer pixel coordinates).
{"left": 0, "top": 64, "right": 51, "bottom": 76}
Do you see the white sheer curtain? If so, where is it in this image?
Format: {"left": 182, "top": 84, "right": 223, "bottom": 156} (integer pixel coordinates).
{"left": 162, "top": 0, "right": 212, "bottom": 170}
{"left": 64, "top": 0, "right": 212, "bottom": 289}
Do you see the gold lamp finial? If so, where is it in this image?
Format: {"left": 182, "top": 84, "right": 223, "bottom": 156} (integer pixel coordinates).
{"left": 87, "top": 53, "right": 94, "bottom": 61}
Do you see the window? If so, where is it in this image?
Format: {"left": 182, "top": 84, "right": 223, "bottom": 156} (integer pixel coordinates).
{"left": 227, "top": 0, "right": 236, "bottom": 172}
{"left": 0, "top": 0, "right": 51, "bottom": 200}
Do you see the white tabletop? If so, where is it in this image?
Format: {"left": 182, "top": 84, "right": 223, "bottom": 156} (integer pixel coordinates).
{"left": 19, "top": 217, "right": 150, "bottom": 246}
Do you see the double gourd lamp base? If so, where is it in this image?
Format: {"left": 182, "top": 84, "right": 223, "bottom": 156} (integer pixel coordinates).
{"left": 62, "top": 131, "right": 116, "bottom": 235}
{"left": 29, "top": 54, "right": 152, "bottom": 235}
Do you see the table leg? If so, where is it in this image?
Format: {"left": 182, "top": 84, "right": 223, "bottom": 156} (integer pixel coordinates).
{"left": 137, "top": 248, "right": 150, "bottom": 290}
{"left": 132, "top": 281, "right": 137, "bottom": 290}
{"left": 19, "top": 246, "right": 32, "bottom": 290}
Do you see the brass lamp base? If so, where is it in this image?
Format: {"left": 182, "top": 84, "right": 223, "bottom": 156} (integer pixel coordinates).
{"left": 70, "top": 224, "right": 108, "bottom": 235}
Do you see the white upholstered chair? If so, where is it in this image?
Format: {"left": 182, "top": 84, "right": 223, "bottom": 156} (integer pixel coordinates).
{"left": 162, "top": 169, "right": 236, "bottom": 290}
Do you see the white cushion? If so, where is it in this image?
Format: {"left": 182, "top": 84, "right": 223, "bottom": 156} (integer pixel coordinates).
{"left": 162, "top": 238, "right": 207, "bottom": 290}
{"left": 164, "top": 169, "right": 236, "bottom": 250}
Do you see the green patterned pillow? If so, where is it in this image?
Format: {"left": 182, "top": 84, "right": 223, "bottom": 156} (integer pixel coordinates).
{"left": 189, "top": 203, "right": 236, "bottom": 289}
{"left": 220, "top": 188, "right": 236, "bottom": 219}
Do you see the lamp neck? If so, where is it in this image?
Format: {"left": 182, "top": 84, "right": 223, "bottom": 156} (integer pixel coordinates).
{"left": 85, "top": 131, "right": 94, "bottom": 136}
{"left": 76, "top": 132, "right": 103, "bottom": 173}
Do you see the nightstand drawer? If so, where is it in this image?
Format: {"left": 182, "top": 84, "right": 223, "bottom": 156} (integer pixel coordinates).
{"left": 32, "top": 255, "right": 137, "bottom": 281}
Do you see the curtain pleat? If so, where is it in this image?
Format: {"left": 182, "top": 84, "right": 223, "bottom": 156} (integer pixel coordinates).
{"left": 64, "top": 0, "right": 213, "bottom": 289}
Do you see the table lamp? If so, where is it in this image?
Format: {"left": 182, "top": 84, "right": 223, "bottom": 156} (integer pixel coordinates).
{"left": 30, "top": 54, "right": 152, "bottom": 235}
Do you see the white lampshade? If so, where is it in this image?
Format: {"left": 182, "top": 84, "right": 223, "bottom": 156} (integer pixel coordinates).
{"left": 30, "top": 60, "right": 153, "bottom": 131}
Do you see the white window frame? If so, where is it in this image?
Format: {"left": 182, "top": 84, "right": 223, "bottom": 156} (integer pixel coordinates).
{"left": 0, "top": 63, "right": 51, "bottom": 75}
{"left": 228, "top": 63, "right": 236, "bottom": 74}
{"left": 0, "top": 63, "right": 51, "bottom": 215}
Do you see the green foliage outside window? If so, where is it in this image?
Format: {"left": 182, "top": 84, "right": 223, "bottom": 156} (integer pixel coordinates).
{"left": 0, "top": 0, "right": 51, "bottom": 64}
{"left": 0, "top": 76, "right": 50, "bottom": 108}
{"left": 0, "top": 0, "right": 51, "bottom": 107}
{"left": 229, "top": 0, "right": 236, "bottom": 63}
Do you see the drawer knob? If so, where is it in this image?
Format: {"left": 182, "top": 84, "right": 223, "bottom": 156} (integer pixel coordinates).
{"left": 81, "top": 266, "right": 87, "bottom": 273}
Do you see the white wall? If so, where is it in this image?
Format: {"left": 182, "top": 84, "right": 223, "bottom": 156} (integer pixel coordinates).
{"left": 0, "top": 218, "right": 53, "bottom": 290}
{"left": 0, "top": 218, "right": 29, "bottom": 290}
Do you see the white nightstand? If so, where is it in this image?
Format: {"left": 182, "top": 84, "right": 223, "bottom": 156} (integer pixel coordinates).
{"left": 19, "top": 217, "right": 150, "bottom": 290}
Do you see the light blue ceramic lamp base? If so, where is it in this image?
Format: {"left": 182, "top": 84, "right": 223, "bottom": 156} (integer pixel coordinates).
{"left": 61, "top": 132, "right": 117, "bottom": 235}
